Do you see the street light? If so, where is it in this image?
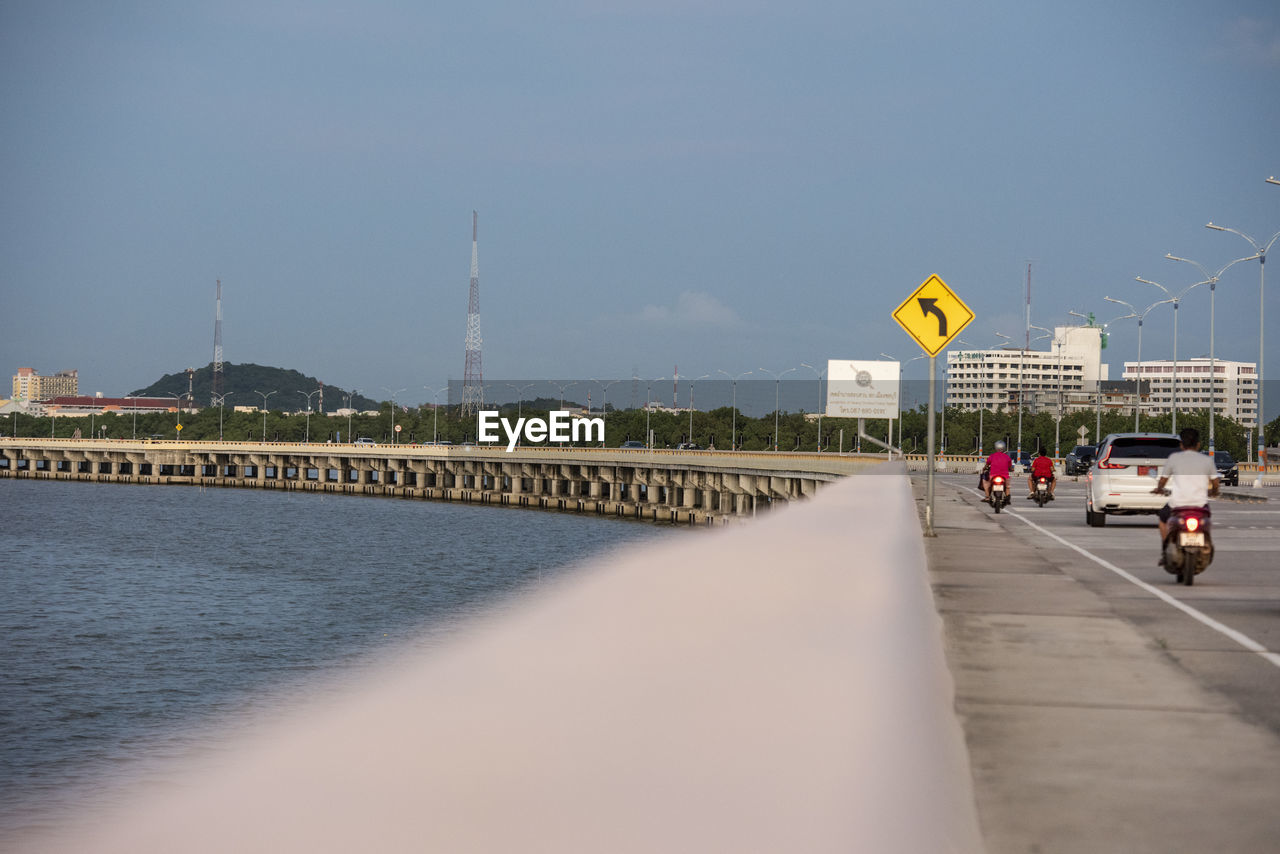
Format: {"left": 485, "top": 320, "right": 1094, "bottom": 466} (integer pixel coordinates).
{"left": 641, "top": 377, "right": 667, "bottom": 449}
{"left": 1135, "top": 276, "right": 1210, "bottom": 433}
{"left": 253, "top": 390, "right": 277, "bottom": 442}
{"left": 799, "top": 363, "right": 826, "bottom": 451}
{"left": 592, "top": 379, "right": 622, "bottom": 444}
{"left": 758, "top": 367, "right": 797, "bottom": 451}
{"left": 503, "top": 382, "right": 536, "bottom": 421}
{"left": 551, "top": 381, "right": 578, "bottom": 412}
{"left": 424, "top": 385, "right": 449, "bottom": 444}
{"left": 1164, "top": 252, "right": 1261, "bottom": 453}
{"left": 211, "top": 392, "right": 233, "bottom": 441}
{"left": 716, "top": 370, "right": 753, "bottom": 450}
{"left": 1104, "top": 297, "right": 1174, "bottom": 431}
{"left": 1029, "top": 324, "right": 1066, "bottom": 457}
{"left": 1205, "top": 221, "right": 1280, "bottom": 460}
{"left": 381, "top": 386, "right": 406, "bottom": 444}
{"left": 952, "top": 337, "right": 1006, "bottom": 456}
{"left": 162, "top": 393, "right": 185, "bottom": 435}
{"left": 344, "top": 389, "right": 360, "bottom": 443}
{"left": 297, "top": 389, "right": 322, "bottom": 443}
{"left": 879, "top": 352, "right": 926, "bottom": 452}
{"left": 685, "top": 374, "right": 709, "bottom": 444}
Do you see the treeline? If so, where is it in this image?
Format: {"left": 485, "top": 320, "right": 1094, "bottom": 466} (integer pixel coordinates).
{"left": 11, "top": 400, "right": 1269, "bottom": 460}
{"left": 133, "top": 363, "right": 377, "bottom": 412}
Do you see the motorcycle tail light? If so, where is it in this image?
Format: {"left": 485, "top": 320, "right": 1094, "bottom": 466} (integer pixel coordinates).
{"left": 1186, "top": 516, "right": 1200, "bottom": 532}
{"left": 993, "top": 476, "right": 1004, "bottom": 484}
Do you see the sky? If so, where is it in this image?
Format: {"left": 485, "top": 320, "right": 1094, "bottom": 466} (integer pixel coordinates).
{"left": 2, "top": 0, "right": 1279, "bottom": 415}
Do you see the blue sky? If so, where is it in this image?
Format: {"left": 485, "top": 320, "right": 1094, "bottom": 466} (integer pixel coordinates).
{"left": 3, "top": 1, "right": 1278, "bottom": 413}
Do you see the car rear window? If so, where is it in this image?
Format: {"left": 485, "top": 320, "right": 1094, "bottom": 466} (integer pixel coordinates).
{"left": 1106, "top": 437, "right": 1181, "bottom": 459}
{"left": 1071, "top": 445, "right": 1094, "bottom": 456}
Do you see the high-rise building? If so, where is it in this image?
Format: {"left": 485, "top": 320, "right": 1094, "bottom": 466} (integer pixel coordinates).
{"left": 946, "top": 326, "right": 1107, "bottom": 415}
{"left": 1120, "top": 358, "right": 1257, "bottom": 428}
{"left": 12, "top": 367, "right": 79, "bottom": 401}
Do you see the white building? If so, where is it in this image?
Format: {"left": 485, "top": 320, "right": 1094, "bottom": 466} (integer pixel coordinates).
{"left": 946, "top": 325, "right": 1108, "bottom": 415}
{"left": 1120, "top": 358, "right": 1257, "bottom": 428}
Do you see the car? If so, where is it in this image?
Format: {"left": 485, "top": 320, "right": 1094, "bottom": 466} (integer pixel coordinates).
{"left": 354, "top": 437, "right": 377, "bottom": 445}
{"left": 676, "top": 442, "right": 701, "bottom": 450}
{"left": 1064, "top": 444, "right": 1096, "bottom": 476}
{"left": 1085, "top": 432, "right": 1182, "bottom": 527}
{"left": 619, "top": 440, "right": 646, "bottom": 449}
{"left": 1213, "top": 450, "right": 1238, "bottom": 486}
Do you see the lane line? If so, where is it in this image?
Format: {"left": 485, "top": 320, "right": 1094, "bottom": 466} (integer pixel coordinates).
{"left": 952, "top": 482, "right": 1280, "bottom": 670}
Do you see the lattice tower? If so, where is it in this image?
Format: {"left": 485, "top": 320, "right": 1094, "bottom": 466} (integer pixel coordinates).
{"left": 462, "top": 211, "right": 484, "bottom": 414}
{"left": 212, "top": 279, "right": 224, "bottom": 404}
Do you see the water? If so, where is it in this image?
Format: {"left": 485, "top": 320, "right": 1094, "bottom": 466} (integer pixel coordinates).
{"left": 0, "top": 479, "right": 678, "bottom": 840}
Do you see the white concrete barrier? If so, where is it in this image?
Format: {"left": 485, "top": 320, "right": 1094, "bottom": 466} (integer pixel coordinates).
{"left": 26, "top": 462, "right": 982, "bottom": 854}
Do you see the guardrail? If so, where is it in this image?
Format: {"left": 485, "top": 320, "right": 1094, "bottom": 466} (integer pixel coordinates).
{"left": 27, "top": 462, "right": 984, "bottom": 853}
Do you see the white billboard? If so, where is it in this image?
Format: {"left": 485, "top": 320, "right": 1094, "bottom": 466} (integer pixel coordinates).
{"left": 826, "top": 359, "right": 900, "bottom": 419}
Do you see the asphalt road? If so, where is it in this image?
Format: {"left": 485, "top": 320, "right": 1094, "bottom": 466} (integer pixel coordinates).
{"left": 935, "top": 471, "right": 1280, "bottom": 737}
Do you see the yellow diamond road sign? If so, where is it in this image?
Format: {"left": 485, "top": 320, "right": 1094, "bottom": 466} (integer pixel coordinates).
{"left": 892, "top": 274, "right": 975, "bottom": 356}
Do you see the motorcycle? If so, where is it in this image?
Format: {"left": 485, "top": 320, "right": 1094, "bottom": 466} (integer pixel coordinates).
{"left": 1162, "top": 505, "right": 1214, "bottom": 586}
{"left": 1033, "top": 475, "right": 1051, "bottom": 507}
{"left": 989, "top": 474, "right": 1010, "bottom": 513}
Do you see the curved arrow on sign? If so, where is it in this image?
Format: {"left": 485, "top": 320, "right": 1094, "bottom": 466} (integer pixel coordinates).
{"left": 917, "top": 297, "right": 947, "bottom": 337}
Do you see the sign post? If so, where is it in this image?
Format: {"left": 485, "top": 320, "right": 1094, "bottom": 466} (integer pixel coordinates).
{"left": 892, "top": 275, "right": 974, "bottom": 536}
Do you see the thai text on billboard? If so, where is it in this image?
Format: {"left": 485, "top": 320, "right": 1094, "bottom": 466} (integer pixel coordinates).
{"left": 826, "top": 360, "right": 900, "bottom": 418}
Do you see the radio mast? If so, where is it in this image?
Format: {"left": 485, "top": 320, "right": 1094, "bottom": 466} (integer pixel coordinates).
{"left": 212, "top": 279, "right": 223, "bottom": 405}
{"left": 461, "top": 211, "right": 484, "bottom": 415}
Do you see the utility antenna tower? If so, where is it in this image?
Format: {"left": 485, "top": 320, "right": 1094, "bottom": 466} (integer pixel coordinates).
{"left": 461, "top": 211, "right": 484, "bottom": 415}
{"left": 212, "top": 279, "right": 224, "bottom": 405}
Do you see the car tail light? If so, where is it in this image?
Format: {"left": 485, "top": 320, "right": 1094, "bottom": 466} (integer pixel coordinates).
{"left": 1096, "top": 451, "right": 1126, "bottom": 469}
{"left": 1186, "top": 516, "right": 1200, "bottom": 532}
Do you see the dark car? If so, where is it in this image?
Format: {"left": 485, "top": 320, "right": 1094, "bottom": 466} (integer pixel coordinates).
{"left": 1064, "top": 444, "right": 1096, "bottom": 476}
{"left": 619, "top": 440, "right": 646, "bottom": 449}
{"left": 1213, "top": 450, "right": 1238, "bottom": 486}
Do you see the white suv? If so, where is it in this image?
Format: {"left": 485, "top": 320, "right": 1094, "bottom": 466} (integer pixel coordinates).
{"left": 1085, "top": 432, "right": 1182, "bottom": 527}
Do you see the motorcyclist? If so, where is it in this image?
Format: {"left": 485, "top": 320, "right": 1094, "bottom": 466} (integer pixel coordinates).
{"left": 1151, "top": 427, "right": 1220, "bottom": 564}
{"left": 982, "top": 440, "right": 1013, "bottom": 504}
{"left": 1027, "top": 448, "right": 1056, "bottom": 500}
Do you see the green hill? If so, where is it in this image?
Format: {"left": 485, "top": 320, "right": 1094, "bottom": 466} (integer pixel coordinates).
{"left": 131, "top": 363, "right": 379, "bottom": 412}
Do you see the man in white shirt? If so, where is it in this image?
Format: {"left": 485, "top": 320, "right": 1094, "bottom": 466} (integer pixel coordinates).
{"left": 1152, "top": 427, "right": 1220, "bottom": 547}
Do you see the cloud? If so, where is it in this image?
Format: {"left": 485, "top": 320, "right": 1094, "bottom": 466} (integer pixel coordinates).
{"left": 633, "top": 291, "right": 748, "bottom": 330}
{"left": 1215, "top": 16, "right": 1280, "bottom": 67}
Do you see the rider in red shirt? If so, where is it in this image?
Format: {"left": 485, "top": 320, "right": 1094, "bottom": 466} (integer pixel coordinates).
{"left": 982, "top": 440, "right": 1013, "bottom": 503}
{"left": 1028, "top": 448, "right": 1056, "bottom": 500}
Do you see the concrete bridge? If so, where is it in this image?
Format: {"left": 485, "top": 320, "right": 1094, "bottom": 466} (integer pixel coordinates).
{"left": 0, "top": 439, "right": 882, "bottom": 524}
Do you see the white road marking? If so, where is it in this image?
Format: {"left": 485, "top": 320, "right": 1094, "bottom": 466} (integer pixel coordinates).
{"left": 953, "top": 482, "right": 1280, "bottom": 670}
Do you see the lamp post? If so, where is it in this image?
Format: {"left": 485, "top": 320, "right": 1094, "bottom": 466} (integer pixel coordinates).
{"left": 758, "top": 367, "right": 797, "bottom": 451}
{"left": 253, "top": 390, "right": 277, "bottom": 442}
{"left": 1029, "top": 325, "right": 1066, "bottom": 457}
{"left": 592, "top": 379, "right": 621, "bottom": 445}
{"left": 1163, "top": 252, "right": 1261, "bottom": 453}
{"left": 1205, "top": 221, "right": 1280, "bottom": 460}
{"left": 642, "top": 377, "right": 667, "bottom": 449}
{"left": 799, "top": 363, "right": 826, "bottom": 451}
{"left": 686, "top": 374, "right": 709, "bottom": 444}
{"left": 344, "top": 389, "right": 359, "bottom": 443}
{"left": 162, "top": 393, "right": 185, "bottom": 436}
{"left": 503, "top": 382, "right": 536, "bottom": 421}
{"left": 212, "top": 392, "right": 233, "bottom": 441}
{"left": 1104, "top": 297, "right": 1172, "bottom": 431}
{"left": 716, "top": 370, "right": 753, "bottom": 450}
{"left": 879, "top": 352, "right": 926, "bottom": 452}
{"left": 551, "top": 381, "right": 578, "bottom": 412}
{"left": 381, "top": 387, "right": 406, "bottom": 444}
{"left": 1135, "top": 276, "right": 1210, "bottom": 433}
{"left": 424, "top": 386, "right": 449, "bottom": 444}
{"left": 297, "top": 389, "right": 321, "bottom": 443}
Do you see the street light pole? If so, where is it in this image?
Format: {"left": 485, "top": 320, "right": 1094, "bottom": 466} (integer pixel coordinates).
{"left": 686, "top": 374, "right": 709, "bottom": 443}
{"left": 344, "top": 389, "right": 359, "bottom": 443}
{"left": 716, "top": 370, "right": 753, "bottom": 450}
{"left": 879, "top": 352, "right": 926, "bottom": 452}
{"left": 1164, "top": 252, "right": 1261, "bottom": 453}
{"left": 642, "top": 377, "right": 667, "bottom": 449}
{"left": 1136, "top": 276, "right": 1210, "bottom": 434}
{"left": 212, "top": 392, "right": 233, "bottom": 441}
{"left": 424, "top": 386, "right": 449, "bottom": 444}
{"left": 1105, "top": 297, "right": 1173, "bottom": 431}
{"left": 298, "top": 389, "right": 321, "bottom": 443}
{"left": 758, "top": 367, "right": 797, "bottom": 451}
{"left": 592, "top": 379, "right": 621, "bottom": 445}
{"left": 381, "top": 387, "right": 406, "bottom": 444}
{"left": 799, "top": 363, "right": 825, "bottom": 451}
{"left": 253, "top": 390, "right": 277, "bottom": 442}
{"left": 1206, "top": 221, "right": 1280, "bottom": 462}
